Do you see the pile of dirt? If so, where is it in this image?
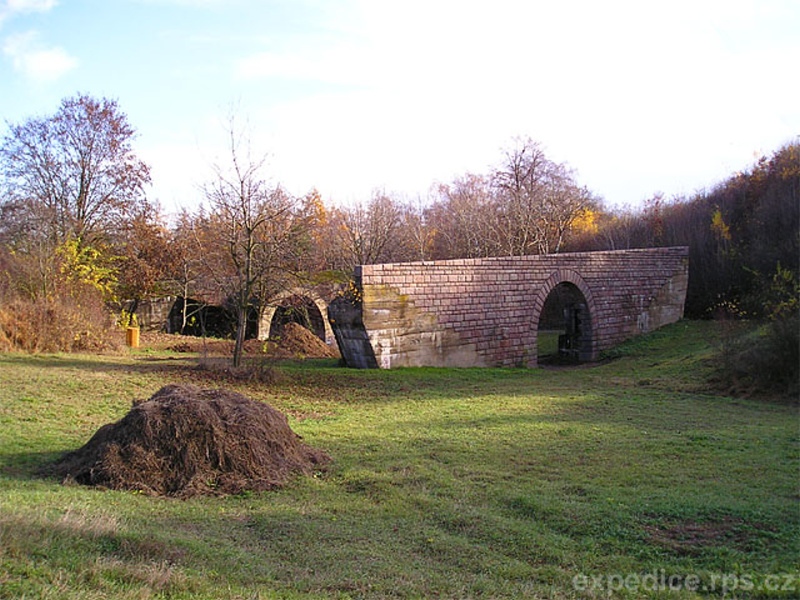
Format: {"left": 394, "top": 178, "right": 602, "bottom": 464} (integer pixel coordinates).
{"left": 47, "top": 384, "right": 331, "bottom": 498}
{"left": 266, "top": 322, "right": 340, "bottom": 359}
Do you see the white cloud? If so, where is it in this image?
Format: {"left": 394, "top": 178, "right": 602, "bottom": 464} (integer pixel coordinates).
{"left": 7, "top": 0, "right": 58, "bottom": 11}
{"left": 3, "top": 29, "right": 77, "bottom": 82}
{"left": 234, "top": 51, "right": 326, "bottom": 82}
{"left": 232, "top": 34, "right": 375, "bottom": 87}
{"left": 0, "top": 0, "right": 58, "bottom": 27}
{"left": 0, "top": 1, "right": 72, "bottom": 84}
{"left": 164, "top": 0, "right": 800, "bottom": 208}
{"left": 132, "top": 0, "right": 235, "bottom": 6}
{"left": 141, "top": 140, "right": 205, "bottom": 213}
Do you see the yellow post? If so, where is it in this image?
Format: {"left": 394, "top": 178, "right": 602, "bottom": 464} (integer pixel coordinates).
{"left": 126, "top": 326, "right": 140, "bottom": 348}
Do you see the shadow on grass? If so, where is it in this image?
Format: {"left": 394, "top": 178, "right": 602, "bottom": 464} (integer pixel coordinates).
{"left": 0, "top": 352, "right": 196, "bottom": 375}
{"left": 0, "top": 450, "right": 67, "bottom": 480}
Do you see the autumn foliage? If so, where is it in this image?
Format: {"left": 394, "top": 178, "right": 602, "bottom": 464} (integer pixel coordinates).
{"left": 1, "top": 94, "right": 797, "bottom": 395}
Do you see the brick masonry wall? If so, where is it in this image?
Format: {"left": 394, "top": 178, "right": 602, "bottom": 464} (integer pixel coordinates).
{"left": 333, "top": 247, "right": 689, "bottom": 368}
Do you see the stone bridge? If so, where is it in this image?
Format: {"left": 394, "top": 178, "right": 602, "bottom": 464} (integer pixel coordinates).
{"left": 328, "top": 247, "right": 689, "bottom": 368}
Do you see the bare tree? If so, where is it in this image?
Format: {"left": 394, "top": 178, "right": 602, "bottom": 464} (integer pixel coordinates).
{"left": 491, "top": 137, "right": 596, "bottom": 255}
{"left": 428, "top": 174, "right": 496, "bottom": 259}
{"left": 164, "top": 210, "right": 205, "bottom": 334}
{"left": 328, "top": 191, "right": 405, "bottom": 270}
{"left": 0, "top": 94, "right": 150, "bottom": 248}
{"left": 0, "top": 95, "right": 151, "bottom": 303}
{"left": 398, "top": 196, "right": 435, "bottom": 262}
{"left": 425, "top": 140, "right": 597, "bottom": 260}
{"left": 199, "top": 116, "right": 303, "bottom": 367}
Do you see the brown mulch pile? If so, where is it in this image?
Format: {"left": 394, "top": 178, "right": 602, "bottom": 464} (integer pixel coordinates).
{"left": 46, "top": 384, "right": 331, "bottom": 498}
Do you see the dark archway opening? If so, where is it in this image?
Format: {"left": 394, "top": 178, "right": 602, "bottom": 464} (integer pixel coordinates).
{"left": 270, "top": 295, "right": 325, "bottom": 341}
{"left": 537, "top": 283, "right": 593, "bottom": 365}
{"left": 167, "top": 297, "right": 258, "bottom": 340}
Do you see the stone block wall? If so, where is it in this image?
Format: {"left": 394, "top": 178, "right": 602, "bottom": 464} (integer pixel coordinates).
{"left": 133, "top": 297, "right": 175, "bottom": 331}
{"left": 330, "top": 247, "right": 689, "bottom": 368}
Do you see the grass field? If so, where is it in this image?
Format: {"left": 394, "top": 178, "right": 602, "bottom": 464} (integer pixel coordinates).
{"left": 0, "top": 321, "right": 797, "bottom": 599}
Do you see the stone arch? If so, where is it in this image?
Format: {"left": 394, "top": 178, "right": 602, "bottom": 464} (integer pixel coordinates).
{"left": 258, "top": 291, "right": 334, "bottom": 344}
{"left": 531, "top": 269, "right": 598, "bottom": 364}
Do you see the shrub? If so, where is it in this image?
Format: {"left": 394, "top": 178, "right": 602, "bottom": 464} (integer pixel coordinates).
{"left": 714, "top": 314, "right": 799, "bottom": 400}
{"left": 0, "top": 290, "right": 120, "bottom": 353}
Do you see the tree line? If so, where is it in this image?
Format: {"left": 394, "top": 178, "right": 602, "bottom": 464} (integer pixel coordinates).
{"left": 1, "top": 95, "right": 797, "bottom": 367}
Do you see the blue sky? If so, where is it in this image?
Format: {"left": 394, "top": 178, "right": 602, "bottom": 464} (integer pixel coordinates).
{"left": 1, "top": 0, "right": 798, "bottom": 215}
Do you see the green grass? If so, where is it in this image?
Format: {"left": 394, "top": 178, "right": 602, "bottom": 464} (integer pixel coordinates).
{"left": 537, "top": 329, "right": 561, "bottom": 359}
{"left": 0, "top": 321, "right": 798, "bottom": 599}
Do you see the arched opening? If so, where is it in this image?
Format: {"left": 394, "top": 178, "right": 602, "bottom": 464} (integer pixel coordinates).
{"left": 537, "top": 282, "right": 593, "bottom": 365}
{"left": 269, "top": 295, "right": 326, "bottom": 341}
{"left": 167, "top": 297, "right": 259, "bottom": 339}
